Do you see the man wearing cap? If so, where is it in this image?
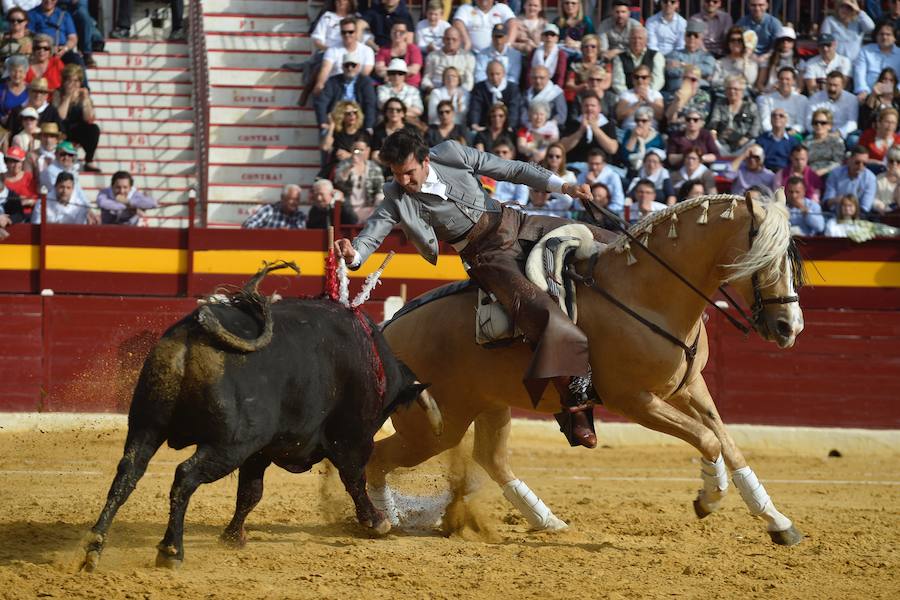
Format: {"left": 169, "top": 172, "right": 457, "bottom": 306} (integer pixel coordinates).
{"left": 802, "top": 34, "right": 852, "bottom": 95}
{"left": 689, "top": 0, "right": 732, "bottom": 57}
{"left": 314, "top": 51, "right": 377, "bottom": 132}
{"left": 853, "top": 20, "right": 900, "bottom": 98}
{"left": 376, "top": 59, "right": 424, "bottom": 119}
{"left": 665, "top": 20, "right": 716, "bottom": 94}
{"left": 597, "top": 1, "right": 639, "bottom": 61}
{"left": 474, "top": 23, "right": 521, "bottom": 86}
{"left": 3, "top": 146, "right": 37, "bottom": 209}
{"left": 467, "top": 60, "right": 523, "bottom": 131}
{"left": 32, "top": 171, "right": 98, "bottom": 225}
{"left": 735, "top": 0, "right": 782, "bottom": 56}
{"left": 422, "top": 26, "right": 475, "bottom": 92}
{"left": 40, "top": 140, "right": 88, "bottom": 207}
{"left": 757, "top": 66, "right": 809, "bottom": 134}
{"left": 821, "top": 0, "right": 875, "bottom": 63}
{"left": 313, "top": 17, "right": 376, "bottom": 96}
{"left": 806, "top": 71, "right": 859, "bottom": 138}
{"left": 452, "top": 0, "right": 516, "bottom": 53}
{"left": 527, "top": 24, "right": 568, "bottom": 89}
{"left": 96, "top": 171, "right": 157, "bottom": 225}
{"left": 645, "top": 0, "right": 686, "bottom": 56}
{"left": 611, "top": 25, "right": 665, "bottom": 94}
{"left": 728, "top": 144, "right": 775, "bottom": 196}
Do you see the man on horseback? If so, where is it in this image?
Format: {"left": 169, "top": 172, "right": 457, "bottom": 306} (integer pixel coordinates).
{"left": 335, "top": 130, "right": 616, "bottom": 448}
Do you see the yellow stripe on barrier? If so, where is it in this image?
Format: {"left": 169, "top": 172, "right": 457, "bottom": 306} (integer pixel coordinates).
{"left": 0, "top": 244, "right": 39, "bottom": 270}
{"left": 46, "top": 246, "right": 188, "bottom": 274}
{"left": 806, "top": 260, "right": 900, "bottom": 288}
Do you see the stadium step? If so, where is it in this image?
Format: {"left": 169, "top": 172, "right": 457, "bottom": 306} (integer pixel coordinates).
{"left": 102, "top": 133, "right": 194, "bottom": 149}
{"left": 209, "top": 124, "right": 311, "bottom": 147}
{"left": 78, "top": 173, "right": 195, "bottom": 190}
{"left": 87, "top": 68, "right": 191, "bottom": 82}
{"left": 92, "top": 93, "right": 192, "bottom": 108}
{"left": 94, "top": 106, "right": 194, "bottom": 121}
{"left": 203, "top": 14, "right": 308, "bottom": 33}
{"left": 90, "top": 80, "right": 193, "bottom": 95}
{"left": 99, "top": 147, "right": 196, "bottom": 162}
{"left": 99, "top": 120, "right": 194, "bottom": 134}
{"left": 209, "top": 146, "right": 319, "bottom": 165}
{"left": 209, "top": 163, "right": 319, "bottom": 185}
{"left": 209, "top": 86, "right": 302, "bottom": 107}
{"left": 94, "top": 160, "right": 196, "bottom": 177}
{"left": 205, "top": 32, "right": 311, "bottom": 53}
{"left": 208, "top": 184, "right": 284, "bottom": 203}
{"left": 209, "top": 106, "right": 316, "bottom": 126}
{"left": 207, "top": 49, "right": 311, "bottom": 69}
{"left": 92, "top": 53, "right": 190, "bottom": 69}
{"left": 202, "top": 0, "right": 309, "bottom": 16}
{"left": 208, "top": 67, "right": 303, "bottom": 87}
{"left": 102, "top": 40, "right": 189, "bottom": 55}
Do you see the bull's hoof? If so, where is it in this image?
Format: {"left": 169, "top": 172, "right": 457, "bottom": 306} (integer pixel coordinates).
{"left": 155, "top": 544, "right": 182, "bottom": 569}
{"left": 768, "top": 525, "right": 804, "bottom": 546}
{"left": 219, "top": 529, "right": 247, "bottom": 549}
{"left": 81, "top": 550, "right": 101, "bottom": 572}
{"left": 693, "top": 498, "right": 712, "bottom": 519}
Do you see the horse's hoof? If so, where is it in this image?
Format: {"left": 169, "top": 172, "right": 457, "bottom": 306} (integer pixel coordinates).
{"left": 219, "top": 529, "right": 247, "bottom": 549}
{"left": 693, "top": 498, "right": 712, "bottom": 519}
{"left": 155, "top": 551, "right": 183, "bottom": 570}
{"left": 81, "top": 550, "right": 100, "bottom": 572}
{"left": 534, "top": 515, "right": 569, "bottom": 532}
{"left": 370, "top": 518, "right": 392, "bottom": 536}
{"left": 768, "top": 525, "right": 804, "bottom": 546}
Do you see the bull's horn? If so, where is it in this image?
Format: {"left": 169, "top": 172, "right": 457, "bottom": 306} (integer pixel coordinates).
{"left": 416, "top": 387, "right": 443, "bottom": 437}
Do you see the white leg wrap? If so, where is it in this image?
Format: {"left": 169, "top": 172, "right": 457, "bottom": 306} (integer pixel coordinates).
{"left": 369, "top": 484, "right": 400, "bottom": 526}
{"left": 732, "top": 466, "right": 792, "bottom": 532}
{"left": 502, "top": 479, "right": 567, "bottom": 531}
{"left": 697, "top": 454, "right": 728, "bottom": 512}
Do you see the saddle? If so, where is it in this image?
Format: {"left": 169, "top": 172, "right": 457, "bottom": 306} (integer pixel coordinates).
{"left": 475, "top": 224, "right": 604, "bottom": 346}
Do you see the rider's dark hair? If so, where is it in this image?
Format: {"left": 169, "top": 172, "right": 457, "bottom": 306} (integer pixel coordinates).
{"left": 380, "top": 129, "right": 429, "bottom": 167}
{"left": 55, "top": 171, "right": 74, "bottom": 186}
{"left": 111, "top": 170, "right": 134, "bottom": 187}
{"left": 786, "top": 175, "right": 805, "bottom": 189}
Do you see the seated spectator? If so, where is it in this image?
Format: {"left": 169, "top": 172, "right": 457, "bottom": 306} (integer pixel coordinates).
{"left": 307, "top": 179, "right": 358, "bottom": 229}
{"left": 734, "top": 0, "right": 782, "bottom": 56}
{"left": 853, "top": 20, "right": 900, "bottom": 99}
{"left": 665, "top": 20, "right": 716, "bottom": 95}
{"left": 805, "top": 108, "right": 846, "bottom": 176}
{"left": 774, "top": 145, "right": 823, "bottom": 203}
{"left": 473, "top": 102, "right": 513, "bottom": 152}
{"left": 0, "top": 7, "right": 33, "bottom": 63}
{"left": 784, "top": 176, "right": 825, "bottom": 236}
{"left": 540, "top": 142, "right": 577, "bottom": 195}
{"left": 474, "top": 23, "right": 520, "bottom": 86}
{"left": 756, "top": 27, "right": 800, "bottom": 93}
{"left": 377, "top": 59, "right": 424, "bottom": 119}
{"left": 597, "top": 1, "right": 638, "bottom": 62}
{"left": 820, "top": 0, "right": 874, "bottom": 63}
{"left": 242, "top": 184, "right": 306, "bottom": 229}
{"left": 666, "top": 107, "right": 718, "bottom": 168}
{"left": 423, "top": 26, "right": 475, "bottom": 92}
{"left": 333, "top": 138, "right": 384, "bottom": 222}
{"left": 0, "top": 55, "right": 29, "bottom": 126}
{"left": 375, "top": 21, "right": 423, "bottom": 87}
{"left": 612, "top": 25, "right": 664, "bottom": 94}
{"left": 757, "top": 67, "right": 808, "bottom": 134}
{"left": 96, "top": 171, "right": 157, "bottom": 225}
{"left": 620, "top": 106, "right": 664, "bottom": 173}
{"left": 874, "top": 147, "right": 900, "bottom": 214}
{"left": 490, "top": 138, "right": 528, "bottom": 206}
{"left": 32, "top": 171, "right": 97, "bottom": 224}
{"left": 321, "top": 100, "right": 370, "bottom": 176}
{"left": 111, "top": 0, "right": 185, "bottom": 40}
{"left": 513, "top": 0, "right": 546, "bottom": 55}
{"left": 28, "top": 0, "right": 85, "bottom": 68}
{"left": 625, "top": 149, "right": 676, "bottom": 206}
{"left": 859, "top": 67, "right": 900, "bottom": 131}
{"left": 859, "top": 107, "right": 900, "bottom": 171}
{"left": 54, "top": 63, "right": 99, "bottom": 171}
{"left": 560, "top": 92, "right": 618, "bottom": 163}
{"left": 689, "top": 0, "right": 732, "bottom": 58}
{"left": 806, "top": 70, "right": 858, "bottom": 137}
{"left": 664, "top": 64, "right": 711, "bottom": 135}
{"left": 527, "top": 24, "right": 567, "bottom": 89}
{"left": 671, "top": 147, "right": 717, "bottom": 196}
{"left": 521, "top": 65, "right": 566, "bottom": 128}
{"left": 708, "top": 75, "right": 760, "bottom": 157}
{"left": 3, "top": 146, "right": 37, "bottom": 213}
{"left": 416, "top": 1, "right": 451, "bottom": 55}
{"left": 615, "top": 64, "right": 663, "bottom": 129}
{"left": 452, "top": 0, "right": 516, "bottom": 53}
{"left": 728, "top": 144, "right": 775, "bottom": 195}
{"left": 314, "top": 52, "right": 377, "bottom": 132}
{"left": 825, "top": 193, "right": 863, "bottom": 236}
{"left": 40, "top": 140, "right": 87, "bottom": 203}
{"left": 555, "top": 0, "right": 594, "bottom": 57}
{"left": 570, "top": 66, "right": 618, "bottom": 126}
{"left": 756, "top": 108, "right": 798, "bottom": 172}
{"left": 564, "top": 34, "right": 602, "bottom": 103}
{"left": 427, "top": 66, "right": 469, "bottom": 125}
{"left": 517, "top": 101, "right": 558, "bottom": 163}
{"left": 468, "top": 60, "right": 522, "bottom": 131}
{"left": 363, "top": 0, "right": 414, "bottom": 48}
{"left": 629, "top": 178, "right": 668, "bottom": 222}
{"left": 677, "top": 179, "right": 707, "bottom": 203}
{"left": 313, "top": 18, "right": 375, "bottom": 95}
{"left": 711, "top": 27, "right": 757, "bottom": 92}
{"left": 576, "top": 148, "right": 625, "bottom": 213}
{"left": 645, "top": 0, "right": 686, "bottom": 55}
{"left": 802, "top": 34, "right": 852, "bottom": 95}
{"left": 426, "top": 100, "right": 467, "bottom": 146}
{"left": 25, "top": 33, "right": 65, "bottom": 92}
{"left": 7, "top": 77, "right": 62, "bottom": 136}
{"left": 58, "top": 0, "right": 99, "bottom": 66}
{"left": 371, "top": 98, "right": 419, "bottom": 161}
{"left": 12, "top": 107, "right": 40, "bottom": 154}
{"left": 524, "top": 187, "right": 571, "bottom": 217}
{"left": 309, "top": 0, "right": 359, "bottom": 53}
{"left": 33, "top": 121, "right": 60, "bottom": 171}
{"left": 823, "top": 147, "right": 877, "bottom": 213}
{"left": 0, "top": 175, "right": 25, "bottom": 240}
{"left": 580, "top": 182, "right": 622, "bottom": 228}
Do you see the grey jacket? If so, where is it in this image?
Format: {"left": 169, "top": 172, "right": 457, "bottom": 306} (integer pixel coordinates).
{"left": 352, "top": 141, "right": 555, "bottom": 265}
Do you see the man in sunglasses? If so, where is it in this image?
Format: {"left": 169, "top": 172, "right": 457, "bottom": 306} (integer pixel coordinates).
{"left": 665, "top": 20, "right": 715, "bottom": 95}
{"left": 314, "top": 51, "right": 377, "bottom": 132}
{"left": 27, "top": 0, "right": 84, "bottom": 67}
{"left": 611, "top": 25, "right": 664, "bottom": 94}
{"left": 473, "top": 23, "right": 521, "bottom": 86}
{"left": 689, "top": 0, "right": 732, "bottom": 57}
{"left": 645, "top": 0, "right": 686, "bottom": 56}
{"left": 806, "top": 70, "right": 858, "bottom": 138}
{"left": 314, "top": 17, "right": 376, "bottom": 97}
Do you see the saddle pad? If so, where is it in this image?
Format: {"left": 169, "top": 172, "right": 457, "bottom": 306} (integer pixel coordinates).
{"left": 380, "top": 280, "right": 475, "bottom": 331}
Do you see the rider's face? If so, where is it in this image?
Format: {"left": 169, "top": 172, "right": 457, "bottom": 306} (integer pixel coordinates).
{"left": 390, "top": 154, "right": 429, "bottom": 194}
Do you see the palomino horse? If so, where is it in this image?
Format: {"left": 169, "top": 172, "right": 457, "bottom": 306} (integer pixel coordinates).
{"left": 368, "top": 191, "right": 806, "bottom": 545}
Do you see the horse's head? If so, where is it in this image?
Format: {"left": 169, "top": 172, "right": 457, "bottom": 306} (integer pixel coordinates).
{"left": 724, "top": 189, "right": 805, "bottom": 348}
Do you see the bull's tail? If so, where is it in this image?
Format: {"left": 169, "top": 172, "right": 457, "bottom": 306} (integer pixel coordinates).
{"left": 382, "top": 381, "right": 443, "bottom": 438}
{"left": 196, "top": 261, "right": 300, "bottom": 353}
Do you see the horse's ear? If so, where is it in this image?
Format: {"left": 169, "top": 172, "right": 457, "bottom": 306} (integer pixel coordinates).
{"left": 774, "top": 187, "right": 787, "bottom": 206}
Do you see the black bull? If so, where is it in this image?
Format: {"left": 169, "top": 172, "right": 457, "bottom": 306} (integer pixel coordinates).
{"left": 80, "top": 264, "right": 441, "bottom": 571}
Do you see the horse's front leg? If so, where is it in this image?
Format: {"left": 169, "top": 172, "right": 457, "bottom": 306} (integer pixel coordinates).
{"left": 683, "top": 377, "right": 803, "bottom": 546}
{"left": 473, "top": 407, "right": 567, "bottom": 531}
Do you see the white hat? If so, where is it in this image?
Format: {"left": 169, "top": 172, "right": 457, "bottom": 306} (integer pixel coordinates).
{"left": 542, "top": 23, "right": 560, "bottom": 36}
{"left": 20, "top": 106, "right": 39, "bottom": 120}
{"left": 777, "top": 26, "right": 796, "bottom": 41}
{"left": 342, "top": 51, "right": 361, "bottom": 65}
{"left": 386, "top": 58, "right": 408, "bottom": 74}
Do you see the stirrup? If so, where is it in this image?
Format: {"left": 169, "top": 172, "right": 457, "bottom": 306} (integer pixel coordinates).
{"left": 554, "top": 404, "right": 597, "bottom": 448}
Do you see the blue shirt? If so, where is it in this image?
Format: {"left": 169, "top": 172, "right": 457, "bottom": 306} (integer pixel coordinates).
{"left": 342, "top": 77, "right": 357, "bottom": 101}
{"left": 28, "top": 7, "right": 76, "bottom": 47}
{"left": 756, "top": 131, "right": 798, "bottom": 172}
{"left": 823, "top": 165, "right": 877, "bottom": 213}
{"left": 735, "top": 13, "right": 782, "bottom": 55}
{"left": 852, "top": 43, "right": 900, "bottom": 94}
{"left": 577, "top": 165, "right": 625, "bottom": 213}
{"left": 788, "top": 199, "right": 825, "bottom": 236}
{"left": 493, "top": 180, "right": 529, "bottom": 206}
{"left": 474, "top": 45, "right": 522, "bottom": 85}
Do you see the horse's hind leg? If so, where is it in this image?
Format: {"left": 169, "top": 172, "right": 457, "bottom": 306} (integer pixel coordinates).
{"left": 220, "top": 454, "right": 271, "bottom": 548}
{"left": 473, "top": 407, "right": 567, "bottom": 531}
{"left": 684, "top": 377, "right": 803, "bottom": 546}
{"left": 80, "top": 427, "right": 165, "bottom": 572}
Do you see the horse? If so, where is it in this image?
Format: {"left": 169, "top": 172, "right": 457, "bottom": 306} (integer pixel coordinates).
{"left": 367, "top": 190, "right": 807, "bottom": 546}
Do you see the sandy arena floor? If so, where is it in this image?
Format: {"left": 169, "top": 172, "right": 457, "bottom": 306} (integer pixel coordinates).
{"left": 0, "top": 423, "right": 896, "bottom": 600}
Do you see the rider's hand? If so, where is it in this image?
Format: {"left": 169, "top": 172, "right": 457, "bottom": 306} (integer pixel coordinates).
{"left": 563, "top": 183, "right": 592, "bottom": 203}
{"left": 334, "top": 238, "right": 357, "bottom": 263}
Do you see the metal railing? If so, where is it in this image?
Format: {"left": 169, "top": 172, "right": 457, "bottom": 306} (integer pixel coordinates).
{"left": 189, "top": 0, "right": 211, "bottom": 228}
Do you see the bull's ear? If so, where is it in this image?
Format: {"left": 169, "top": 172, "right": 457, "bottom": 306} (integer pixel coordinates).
{"left": 774, "top": 187, "right": 786, "bottom": 206}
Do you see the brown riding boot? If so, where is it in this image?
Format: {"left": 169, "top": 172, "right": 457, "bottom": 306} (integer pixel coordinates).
{"left": 552, "top": 375, "right": 598, "bottom": 449}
